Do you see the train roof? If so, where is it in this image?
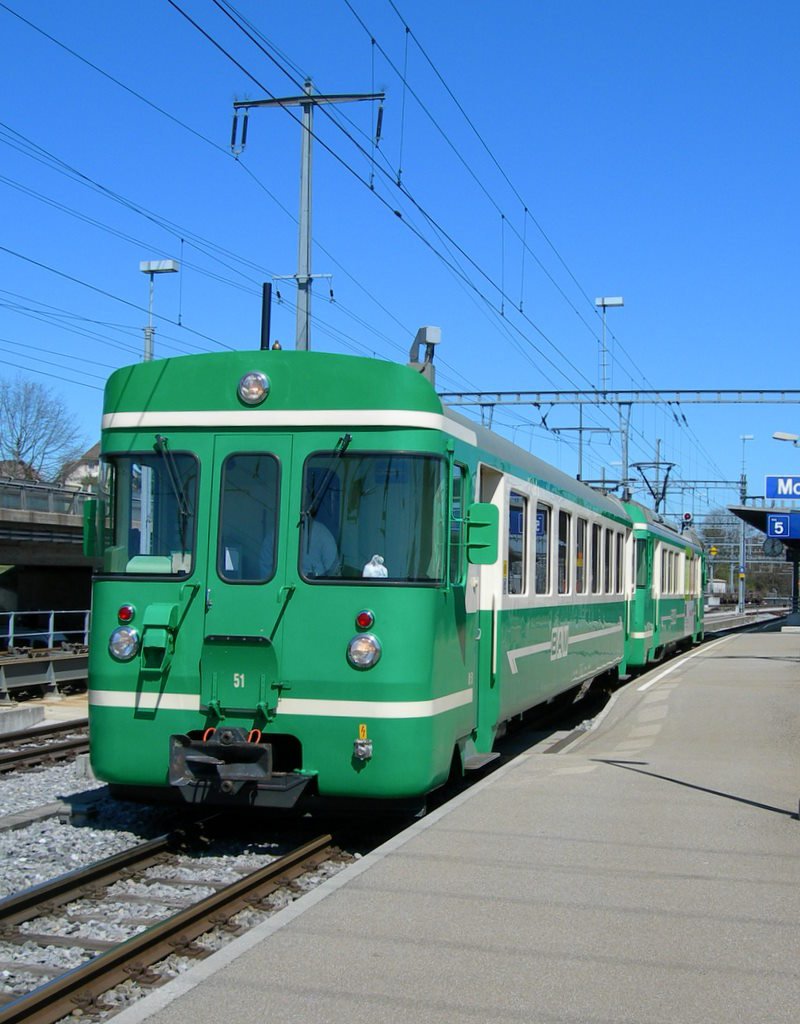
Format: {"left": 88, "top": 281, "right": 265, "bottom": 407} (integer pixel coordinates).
{"left": 102, "top": 349, "right": 632, "bottom": 525}
{"left": 103, "top": 350, "right": 441, "bottom": 418}
{"left": 443, "top": 406, "right": 629, "bottom": 522}
{"left": 624, "top": 500, "right": 704, "bottom": 550}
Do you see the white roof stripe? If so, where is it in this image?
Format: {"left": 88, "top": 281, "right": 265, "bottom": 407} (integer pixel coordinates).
{"left": 102, "top": 409, "right": 477, "bottom": 445}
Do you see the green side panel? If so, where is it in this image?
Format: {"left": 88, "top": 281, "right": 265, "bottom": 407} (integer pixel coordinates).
{"left": 468, "top": 599, "right": 625, "bottom": 754}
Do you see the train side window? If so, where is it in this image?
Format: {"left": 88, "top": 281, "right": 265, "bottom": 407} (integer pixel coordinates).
{"left": 449, "top": 464, "right": 466, "bottom": 585}
{"left": 575, "top": 517, "right": 587, "bottom": 593}
{"left": 603, "top": 529, "right": 612, "bottom": 594}
{"left": 558, "top": 510, "right": 571, "bottom": 594}
{"left": 615, "top": 532, "right": 624, "bottom": 593}
{"left": 100, "top": 451, "right": 198, "bottom": 576}
{"left": 535, "top": 503, "right": 551, "bottom": 594}
{"left": 218, "top": 453, "right": 279, "bottom": 583}
{"left": 507, "top": 491, "right": 527, "bottom": 595}
{"left": 591, "top": 523, "right": 602, "bottom": 593}
{"left": 635, "top": 538, "right": 648, "bottom": 588}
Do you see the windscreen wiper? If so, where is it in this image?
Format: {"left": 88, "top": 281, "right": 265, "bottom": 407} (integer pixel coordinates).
{"left": 298, "top": 432, "right": 352, "bottom": 526}
{"left": 154, "top": 434, "right": 192, "bottom": 550}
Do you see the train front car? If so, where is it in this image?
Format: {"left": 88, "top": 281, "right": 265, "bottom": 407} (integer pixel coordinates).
{"left": 85, "top": 350, "right": 489, "bottom": 812}
{"left": 624, "top": 502, "right": 705, "bottom": 667}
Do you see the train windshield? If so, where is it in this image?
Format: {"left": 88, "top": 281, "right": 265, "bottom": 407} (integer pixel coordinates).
{"left": 300, "top": 452, "right": 446, "bottom": 583}
{"left": 99, "top": 452, "right": 198, "bottom": 575}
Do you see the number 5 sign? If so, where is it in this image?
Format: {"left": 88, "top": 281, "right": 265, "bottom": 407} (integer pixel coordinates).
{"left": 766, "top": 514, "right": 800, "bottom": 538}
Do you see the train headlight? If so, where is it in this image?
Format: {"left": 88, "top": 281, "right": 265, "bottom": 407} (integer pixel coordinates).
{"left": 109, "top": 626, "right": 140, "bottom": 661}
{"left": 237, "top": 371, "right": 270, "bottom": 406}
{"left": 346, "top": 633, "right": 382, "bottom": 670}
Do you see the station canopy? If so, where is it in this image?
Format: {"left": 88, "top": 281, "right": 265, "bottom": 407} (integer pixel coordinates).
{"left": 729, "top": 505, "right": 800, "bottom": 557}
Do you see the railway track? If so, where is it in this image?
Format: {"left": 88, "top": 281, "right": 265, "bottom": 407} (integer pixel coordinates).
{"left": 0, "top": 827, "right": 347, "bottom": 1024}
{"left": 0, "top": 719, "right": 89, "bottom": 774}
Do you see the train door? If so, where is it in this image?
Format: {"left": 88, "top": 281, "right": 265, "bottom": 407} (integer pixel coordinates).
{"left": 200, "top": 435, "right": 293, "bottom": 722}
{"left": 468, "top": 465, "right": 504, "bottom": 748}
{"left": 633, "top": 535, "right": 655, "bottom": 659}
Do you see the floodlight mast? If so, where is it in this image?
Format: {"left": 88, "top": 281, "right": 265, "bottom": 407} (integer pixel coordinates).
{"left": 594, "top": 296, "right": 624, "bottom": 394}
{"left": 139, "top": 260, "right": 179, "bottom": 361}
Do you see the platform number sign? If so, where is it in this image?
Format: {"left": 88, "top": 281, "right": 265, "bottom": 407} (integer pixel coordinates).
{"left": 766, "top": 513, "right": 800, "bottom": 539}
{"left": 536, "top": 510, "right": 546, "bottom": 536}
{"left": 767, "top": 514, "right": 790, "bottom": 538}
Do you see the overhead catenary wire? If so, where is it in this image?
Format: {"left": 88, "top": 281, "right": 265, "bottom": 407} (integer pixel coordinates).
{"left": 170, "top": 0, "right": 596, "bottom": 390}
{"left": 157, "top": 0, "right": 720, "bottom": 489}
{"left": 0, "top": 3, "right": 440, "bottom": 380}
{"left": 358, "top": 0, "right": 721, "bottom": 491}
{"left": 0, "top": 2, "right": 729, "bottom": 507}
{"left": 177, "top": 0, "right": 714, "bottom": 493}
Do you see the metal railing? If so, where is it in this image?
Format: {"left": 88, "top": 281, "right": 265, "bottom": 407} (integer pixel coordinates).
{"left": 0, "top": 479, "right": 93, "bottom": 516}
{"left": 0, "top": 609, "right": 91, "bottom": 651}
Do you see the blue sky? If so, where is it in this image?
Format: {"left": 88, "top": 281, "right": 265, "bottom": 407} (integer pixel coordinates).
{"left": 1, "top": 0, "right": 797, "bottom": 520}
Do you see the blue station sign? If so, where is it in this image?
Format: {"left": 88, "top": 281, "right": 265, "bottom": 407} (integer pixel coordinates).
{"left": 765, "top": 475, "right": 800, "bottom": 499}
{"left": 766, "top": 513, "right": 800, "bottom": 539}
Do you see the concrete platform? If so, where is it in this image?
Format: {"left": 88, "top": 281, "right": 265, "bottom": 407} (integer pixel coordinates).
{"left": 117, "top": 632, "right": 799, "bottom": 1024}
{"left": 0, "top": 691, "right": 87, "bottom": 734}
{"left": 0, "top": 703, "right": 45, "bottom": 732}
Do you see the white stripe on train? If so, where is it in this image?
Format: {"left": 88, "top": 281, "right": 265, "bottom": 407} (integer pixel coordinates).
{"left": 88, "top": 688, "right": 474, "bottom": 719}
{"left": 102, "top": 409, "right": 478, "bottom": 445}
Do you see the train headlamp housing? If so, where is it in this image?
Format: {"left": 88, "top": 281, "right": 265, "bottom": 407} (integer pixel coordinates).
{"left": 346, "top": 633, "right": 382, "bottom": 670}
{"left": 237, "top": 371, "right": 270, "bottom": 406}
{"left": 109, "top": 626, "right": 140, "bottom": 662}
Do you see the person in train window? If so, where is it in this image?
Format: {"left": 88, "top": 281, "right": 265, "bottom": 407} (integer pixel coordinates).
{"left": 258, "top": 519, "right": 340, "bottom": 578}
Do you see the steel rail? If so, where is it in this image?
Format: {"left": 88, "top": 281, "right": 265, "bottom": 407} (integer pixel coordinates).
{"left": 0, "top": 736, "right": 90, "bottom": 773}
{"left": 0, "top": 718, "right": 88, "bottom": 745}
{"left": 0, "top": 832, "right": 178, "bottom": 923}
{"left": 0, "top": 833, "right": 335, "bottom": 1024}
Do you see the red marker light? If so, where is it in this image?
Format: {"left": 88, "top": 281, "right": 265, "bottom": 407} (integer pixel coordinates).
{"left": 355, "top": 610, "right": 375, "bottom": 630}
{"left": 118, "top": 604, "right": 135, "bottom": 624}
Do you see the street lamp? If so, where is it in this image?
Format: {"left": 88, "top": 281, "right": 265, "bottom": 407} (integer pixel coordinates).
{"left": 139, "top": 259, "right": 179, "bottom": 361}
{"left": 773, "top": 431, "right": 800, "bottom": 446}
{"left": 594, "top": 296, "right": 624, "bottom": 393}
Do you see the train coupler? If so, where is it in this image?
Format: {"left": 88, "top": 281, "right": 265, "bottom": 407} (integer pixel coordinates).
{"left": 168, "top": 729, "right": 311, "bottom": 808}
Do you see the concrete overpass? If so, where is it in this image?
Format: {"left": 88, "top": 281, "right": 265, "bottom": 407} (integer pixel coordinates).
{"left": 0, "top": 479, "right": 95, "bottom": 565}
{"left": 0, "top": 480, "right": 97, "bottom": 610}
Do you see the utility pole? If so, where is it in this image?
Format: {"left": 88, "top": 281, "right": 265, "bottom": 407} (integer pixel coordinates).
{"left": 232, "top": 80, "right": 384, "bottom": 351}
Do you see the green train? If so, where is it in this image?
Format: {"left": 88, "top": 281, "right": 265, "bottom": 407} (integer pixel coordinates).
{"left": 83, "top": 346, "right": 704, "bottom": 811}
